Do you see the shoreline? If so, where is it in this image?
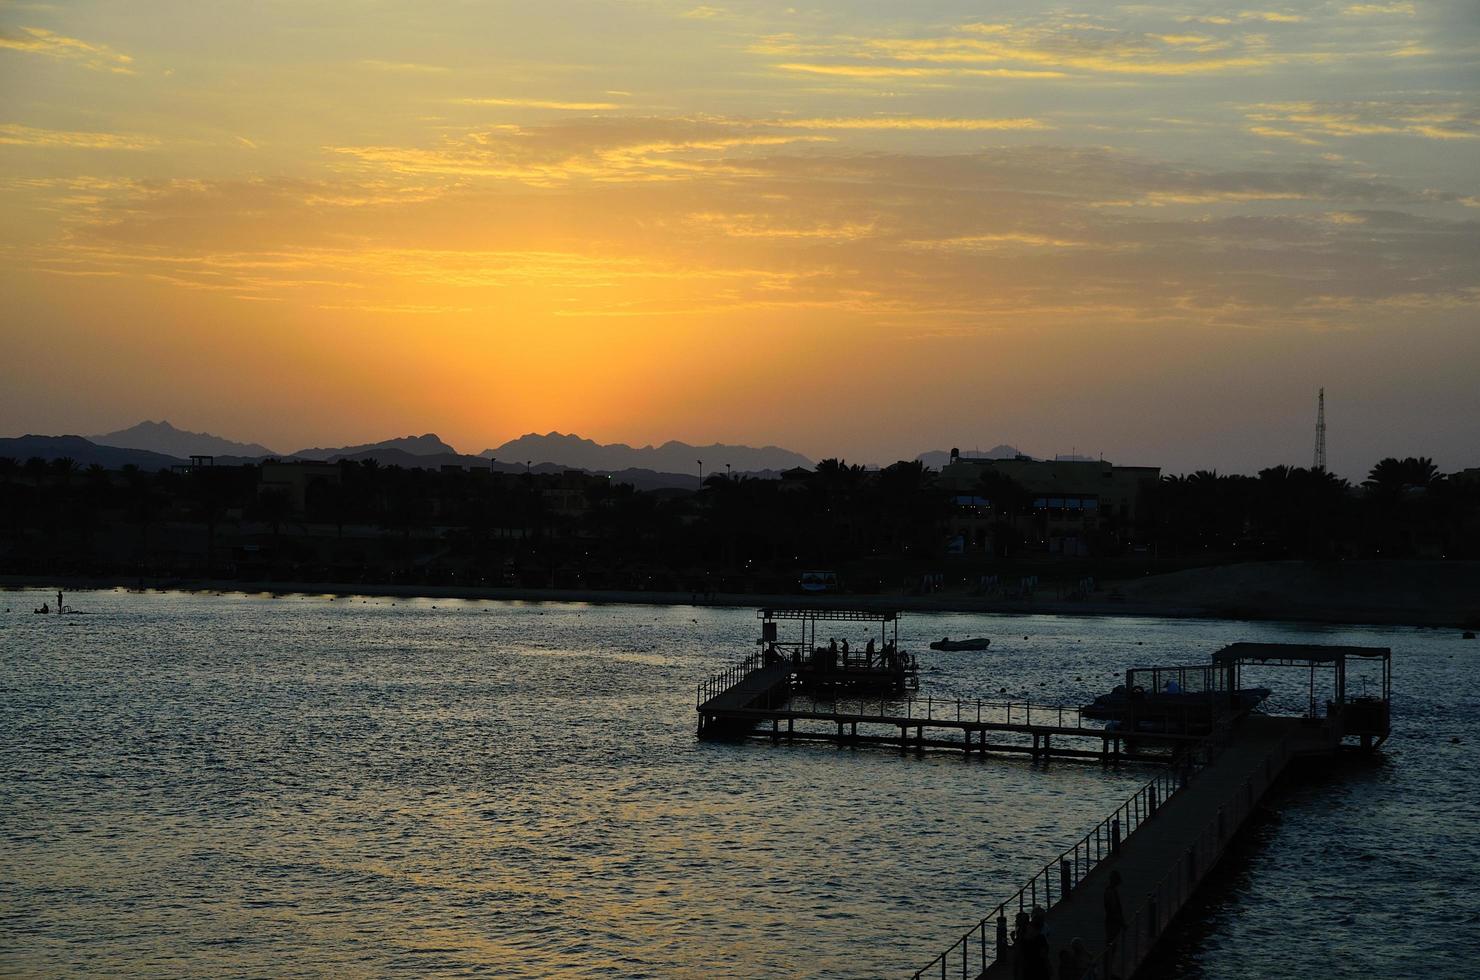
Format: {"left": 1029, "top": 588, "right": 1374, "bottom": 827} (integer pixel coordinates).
{"left": 2, "top": 573, "right": 1469, "bottom": 630}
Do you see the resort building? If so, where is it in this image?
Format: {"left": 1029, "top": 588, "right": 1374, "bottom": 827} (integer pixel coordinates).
{"left": 938, "top": 450, "right": 1160, "bottom": 557}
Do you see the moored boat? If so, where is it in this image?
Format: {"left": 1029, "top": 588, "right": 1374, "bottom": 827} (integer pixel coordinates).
{"left": 928, "top": 637, "right": 991, "bottom": 651}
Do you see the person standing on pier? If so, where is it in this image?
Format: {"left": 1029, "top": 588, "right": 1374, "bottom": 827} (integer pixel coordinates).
{"left": 1024, "top": 907, "right": 1052, "bottom": 980}
{"left": 1103, "top": 870, "right": 1125, "bottom": 949}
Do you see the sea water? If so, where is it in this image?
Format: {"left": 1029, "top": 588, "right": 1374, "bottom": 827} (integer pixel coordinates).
{"left": 1, "top": 591, "right": 1474, "bottom": 977}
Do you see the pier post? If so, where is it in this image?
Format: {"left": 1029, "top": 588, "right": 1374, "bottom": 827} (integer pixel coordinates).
{"left": 1111, "top": 817, "right": 1121, "bottom": 855}
{"left": 1059, "top": 858, "right": 1071, "bottom": 899}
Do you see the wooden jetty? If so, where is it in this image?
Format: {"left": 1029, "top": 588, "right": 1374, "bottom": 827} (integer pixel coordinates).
{"left": 698, "top": 607, "right": 1195, "bottom": 763}
{"left": 693, "top": 614, "right": 1393, "bottom": 979}
{"left": 907, "top": 642, "right": 1391, "bottom": 980}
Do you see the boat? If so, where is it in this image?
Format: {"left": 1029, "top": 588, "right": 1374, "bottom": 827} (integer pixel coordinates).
{"left": 1082, "top": 683, "right": 1271, "bottom": 722}
{"left": 929, "top": 637, "right": 991, "bottom": 651}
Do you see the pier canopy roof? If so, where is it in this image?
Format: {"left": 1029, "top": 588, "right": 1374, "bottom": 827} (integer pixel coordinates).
{"left": 758, "top": 607, "right": 898, "bottom": 622}
{"left": 1212, "top": 642, "right": 1390, "bottom": 666}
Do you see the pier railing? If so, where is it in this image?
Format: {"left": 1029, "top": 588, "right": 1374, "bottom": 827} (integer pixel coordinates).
{"left": 695, "top": 651, "right": 767, "bottom": 707}
{"left": 1091, "top": 734, "right": 1290, "bottom": 980}
{"left": 910, "top": 735, "right": 1227, "bottom": 980}
{"left": 788, "top": 693, "right": 1093, "bottom": 730}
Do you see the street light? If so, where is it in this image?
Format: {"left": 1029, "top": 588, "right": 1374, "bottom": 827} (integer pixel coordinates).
{"left": 697, "top": 459, "right": 703, "bottom": 489}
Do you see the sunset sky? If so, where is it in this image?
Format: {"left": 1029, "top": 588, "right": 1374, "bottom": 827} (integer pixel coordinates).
{"left": 2, "top": 1, "right": 1477, "bottom": 476}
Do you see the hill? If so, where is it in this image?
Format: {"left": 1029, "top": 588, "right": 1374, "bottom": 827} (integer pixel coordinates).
{"left": 289, "top": 433, "right": 457, "bottom": 461}
{"left": 92, "top": 420, "right": 276, "bottom": 458}
{"left": 0, "top": 435, "right": 185, "bottom": 471}
{"left": 482, "top": 431, "right": 812, "bottom": 474}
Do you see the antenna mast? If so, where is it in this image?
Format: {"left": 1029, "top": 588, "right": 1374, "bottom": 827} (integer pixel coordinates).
{"left": 1313, "top": 388, "right": 1327, "bottom": 472}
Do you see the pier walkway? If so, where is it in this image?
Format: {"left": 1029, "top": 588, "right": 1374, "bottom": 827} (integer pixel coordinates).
{"left": 698, "top": 660, "right": 1198, "bottom": 764}
{"left": 694, "top": 629, "right": 1391, "bottom": 979}
{"left": 909, "top": 715, "right": 1322, "bottom": 979}
{"left": 994, "top": 716, "right": 1311, "bottom": 978}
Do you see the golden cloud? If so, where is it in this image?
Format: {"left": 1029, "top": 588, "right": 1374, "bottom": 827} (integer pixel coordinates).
{"left": 0, "top": 26, "right": 134, "bottom": 73}
{"left": 457, "top": 98, "right": 624, "bottom": 111}
{"left": 0, "top": 123, "right": 158, "bottom": 149}
{"left": 1245, "top": 101, "right": 1480, "bottom": 141}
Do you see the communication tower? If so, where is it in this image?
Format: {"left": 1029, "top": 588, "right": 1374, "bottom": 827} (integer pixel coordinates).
{"left": 1313, "top": 388, "right": 1327, "bottom": 472}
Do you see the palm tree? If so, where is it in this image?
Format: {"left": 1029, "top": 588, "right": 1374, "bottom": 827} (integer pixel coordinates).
{"left": 1366, "top": 457, "right": 1440, "bottom": 492}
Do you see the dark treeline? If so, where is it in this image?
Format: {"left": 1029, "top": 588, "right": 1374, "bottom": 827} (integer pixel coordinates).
{"left": 1, "top": 453, "right": 1476, "bottom": 593}
{"left": 1145, "top": 458, "right": 1477, "bottom": 561}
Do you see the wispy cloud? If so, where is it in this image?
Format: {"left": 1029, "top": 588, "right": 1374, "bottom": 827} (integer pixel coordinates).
{"left": 28, "top": 142, "right": 1475, "bottom": 337}
{"left": 0, "top": 123, "right": 157, "bottom": 149}
{"left": 455, "top": 97, "right": 623, "bottom": 111}
{"left": 767, "top": 116, "right": 1047, "bottom": 131}
{"left": 754, "top": 11, "right": 1431, "bottom": 83}
{"left": 1341, "top": 3, "right": 1416, "bottom": 16}
{"left": 360, "top": 59, "right": 449, "bottom": 73}
{"left": 773, "top": 63, "right": 1068, "bottom": 80}
{"left": 1244, "top": 100, "right": 1480, "bottom": 141}
{"left": 0, "top": 26, "right": 134, "bottom": 73}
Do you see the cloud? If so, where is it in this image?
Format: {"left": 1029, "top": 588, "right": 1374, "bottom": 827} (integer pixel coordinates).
{"left": 754, "top": 11, "right": 1432, "bottom": 83}
{"left": 1244, "top": 100, "right": 1480, "bottom": 141}
{"left": 330, "top": 117, "right": 844, "bottom": 185}
{"left": 685, "top": 211, "right": 876, "bottom": 241}
{"left": 456, "top": 97, "right": 623, "bottom": 111}
{"left": 360, "top": 60, "right": 449, "bottom": 73}
{"left": 1342, "top": 3, "right": 1416, "bottom": 15}
{"left": 772, "top": 62, "right": 1068, "bottom": 80}
{"left": 767, "top": 117, "right": 1047, "bottom": 131}
{"left": 327, "top": 115, "right": 1054, "bottom": 189}
{"left": 27, "top": 144, "right": 1475, "bottom": 334}
{"left": 0, "top": 123, "right": 158, "bottom": 149}
{"left": 1181, "top": 11, "right": 1308, "bottom": 25}
{"left": 0, "top": 26, "right": 134, "bottom": 73}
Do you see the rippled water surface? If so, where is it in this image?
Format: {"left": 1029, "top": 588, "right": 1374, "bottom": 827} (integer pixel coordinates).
{"left": 1, "top": 590, "right": 1475, "bottom": 977}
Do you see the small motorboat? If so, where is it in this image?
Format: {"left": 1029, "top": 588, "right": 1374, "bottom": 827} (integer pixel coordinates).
{"left": 1082, "top": 684, "right": 1271, "bottom": 722}
{"left": 929, "top": 637, "right": 991, "bottom": 651}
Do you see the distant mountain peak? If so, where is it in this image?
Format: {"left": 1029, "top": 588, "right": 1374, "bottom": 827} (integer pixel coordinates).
{"left": 289, "top": 433, "right": 458, "bottom": 461}
{"left": 92, "top": 420, "right": 277, "bottom": 458}
{"left": 480, "top": 432, "right": 813, "bottom": 473}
